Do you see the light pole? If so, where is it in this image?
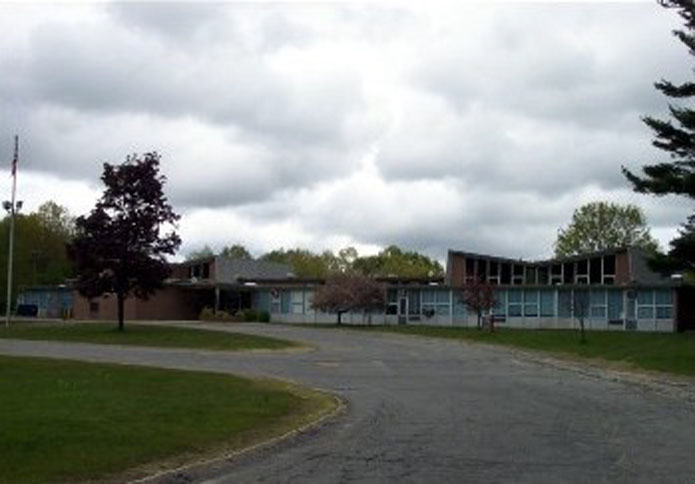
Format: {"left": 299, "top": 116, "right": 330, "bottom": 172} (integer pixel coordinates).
{"left": 5, "top": 135, "right": 20, "bottom": 327}
{"left": 4, "top": 200, "right": 22, "bottom": 327}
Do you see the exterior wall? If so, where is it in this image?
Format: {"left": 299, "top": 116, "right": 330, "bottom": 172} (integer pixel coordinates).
{"left": 72, "top": 287, "right": 201, "bottom": 321}
{"left": 261, "top": 286, "right": 677, "bottom": 332}
{"left": 615, "top": 251, "right": 631, "bottom": 285}
{"left": 446, "top": 253, "right": 466, "bottom": 287}
{"left": 17, "top": 289, "right": 73, "bottom": 318}
{"left": 73, "top": 290, "right": 137, "bottom": 321}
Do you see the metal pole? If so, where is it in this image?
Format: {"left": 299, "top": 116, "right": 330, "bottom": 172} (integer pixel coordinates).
{"left": 5, "top": 136, "right": 17, "bottom": 327}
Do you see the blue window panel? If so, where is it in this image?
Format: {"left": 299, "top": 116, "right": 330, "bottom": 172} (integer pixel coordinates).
{"left": 524, "top": 290, "right": 538, "bottom": 303}
{"left": 590, "top": 289, "right": 605, "bottom": 306}
{"left": 508, "top": 304, "right": 522, "bottom": 317}
{"left": 256, "top": 290, "right": 270, "bottom": 312}
{"left": 436, "top": 305, "right": 450, "bottom": 316}
{"left": 523, "top": 304, "right": 538, "bottom": 317}
{"left": 656, "top": 306, "right": 672, "bottom": 319}
{"left": 493, "top": 290, "right": 505, "bottom": 314}
{"left": 540, "top": 290, "right": 554, "bottom": 317}
{"left": 436, "top": 290, "right": 451, "bottom": 304}
{"left": 637, "top": 306, "right": 654, "bottom": 319}
{"left": 558, "top": 290, "right": 572, "bottom": 318}
{"left": 607, "top": 290, "right": 623, "bottom": 320}
{"left": 508, "top": 289, "right": 522, "bottom": 303}
{"left": 280, "top": 291, "right": 291, "bottom": 314}
{"left": 637, "top": 290, "right": 654, "bottom": 305}
{"left": 387, "top": 289, "right": 398, "bottom": 304}
{"left": 454, "top": 301, "right": 467, "bottom": 315}
{"left": 422, "top": 290, "right": 435, "bottom": 304}
{"left": 590, "top": 306, "right": 606, "bottom": 318}
{"left": 655, "top": 289, "right": 671, "bottom": 305}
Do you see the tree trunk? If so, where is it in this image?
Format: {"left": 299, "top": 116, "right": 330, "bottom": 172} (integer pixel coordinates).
{"left": 477, "top": 311, "right": 482, "bottom": 330}
{"left": 579, "top": 318, "right": 586, "bottom": 344}
{"left": 337, "top": 311, "right": 342, "bottom": 325}
{"left": 117, "top": 292, "right": 125, "bottom": 332}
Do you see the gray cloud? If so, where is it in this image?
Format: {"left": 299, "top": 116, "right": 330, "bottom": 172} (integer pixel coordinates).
{"left": 0, "top": 2, "right": 690, "bottom": 260}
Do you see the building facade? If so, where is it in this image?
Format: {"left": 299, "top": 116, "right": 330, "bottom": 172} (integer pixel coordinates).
{"left": 57, "top": 246, "right": 690, "bottom": 332}
{"left": 257, "top": 247, "right": 687, "bottom": 332}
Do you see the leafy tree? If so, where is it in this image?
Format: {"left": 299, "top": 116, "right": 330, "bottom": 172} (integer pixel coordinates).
{"left": 554, "top": 202, "right": 659, "bottom": 257}
{"left": 260, "top": 248, "right": 334, "bottom": 278}
{"left": 186, "top": 245, "right": 215, "bottom": 261}
{"left": 352, "top": 245, "right": 444, "bottom": 278}
{"left": 36, "top": 200, "right": 75, "bottom": 238}
{"left": 68, "top": 153, "right": 181, "bottom": 331}
{"left": 337, "top": 246, "right": 358, "bottom": 272}
{"left": 460, "top": 276, "right": 497, "bottom": 331}
{"left": 0, "top": 201, "right": 75, "bottom": 311}
{"left": 220, "top": 244, "right": 253, "bottom": 260}
{"left": 622, "top": 0, "right": 695, "bottom": 274}
{"left": 312, "top": 273, "right": 385, "bottom": 325}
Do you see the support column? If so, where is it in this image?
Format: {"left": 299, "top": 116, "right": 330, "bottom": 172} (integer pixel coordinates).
{"left": 214, "top": 287, "right": 220, "bottom": 314}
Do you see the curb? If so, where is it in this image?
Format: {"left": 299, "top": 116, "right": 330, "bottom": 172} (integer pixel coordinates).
{"left": 131, "top": 391, "right": 346, "bottom": 483}
{"left": 507, "top": 347, "right": 695, "bottom": 404}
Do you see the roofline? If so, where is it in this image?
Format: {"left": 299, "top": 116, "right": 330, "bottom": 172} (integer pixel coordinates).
{"left": 447, "top": 246, "right": 630, "bottom": 266}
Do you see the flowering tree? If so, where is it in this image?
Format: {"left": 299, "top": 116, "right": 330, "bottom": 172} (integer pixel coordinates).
{"left": 461, "top": 276, "right": 497, "bottom": 331}
{"left": 312, "top": 273, "right": 385, "bottom": 325}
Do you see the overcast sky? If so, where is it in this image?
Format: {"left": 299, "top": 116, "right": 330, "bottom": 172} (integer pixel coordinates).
{"left": 0, "top": 1, "right": 692, "bottom": 261}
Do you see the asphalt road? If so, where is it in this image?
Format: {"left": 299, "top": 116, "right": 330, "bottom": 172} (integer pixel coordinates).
{"left": 1, "top": 323, "right": 694, "bottom": 484}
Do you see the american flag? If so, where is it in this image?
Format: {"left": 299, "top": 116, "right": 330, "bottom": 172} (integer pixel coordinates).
{"left": 11, "top": 135, "right": 17, "bottom": 177}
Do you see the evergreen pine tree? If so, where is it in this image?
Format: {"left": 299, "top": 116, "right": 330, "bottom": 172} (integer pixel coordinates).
{"left": 623, "top": 0, "right": 695, "bottom": 274}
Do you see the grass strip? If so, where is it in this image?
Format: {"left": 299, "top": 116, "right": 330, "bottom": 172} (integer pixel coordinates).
{"left": 0, "top": 322, "right": 298, "bottom": 351}
{"left": 0, "top": 355, "right": 335, "bottom": 483}
{"left": 315, "top": 324, "right": 695, "bottom": 377}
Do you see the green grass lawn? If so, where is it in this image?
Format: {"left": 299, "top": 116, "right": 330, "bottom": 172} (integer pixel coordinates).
{"left": 0, "top": 322, "right": 298, "bottom": 351}
{"left": 0, "top": 355, "right": 335, "bottom": 483}
{"left": 327, "top": 324, "right": 695, "bottom": 377}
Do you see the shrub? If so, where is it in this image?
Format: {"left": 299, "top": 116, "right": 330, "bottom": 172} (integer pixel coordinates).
{"left": 243, "top": 309, "right": 258, "bottom": 322}
{"left": 258, "top": 310, "right": 270, "bottom": 323}
{"left": 199, "top": 306, "right": 215, "bottom": 321}
{"left": 199, "top": 307, "right": 243, "bottom": 322}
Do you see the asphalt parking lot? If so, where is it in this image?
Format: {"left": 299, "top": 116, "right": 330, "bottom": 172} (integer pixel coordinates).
{"left": 2, "top": 323, "right": 694, "bottom": 483}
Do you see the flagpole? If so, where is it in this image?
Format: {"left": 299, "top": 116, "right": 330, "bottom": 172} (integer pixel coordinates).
{"left": 5, "top": 135, "right": 17, "bottom": 327}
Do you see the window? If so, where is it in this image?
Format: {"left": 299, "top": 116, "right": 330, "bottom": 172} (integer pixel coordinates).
{"left": 656, "top": 306, "right": 672, "bottom": 319}
{"left": 655, "top": 290, "right": 672, "bottom": 320}
{"left": 550, "top": 264, "right": 563, "bottom": 285}
{"left": 638, "top": 306, "right": 654, "bottom": 319}
{"left": 523, "top": 290, "right": 539, "bottom": 317}
{"left": 489, "top": 261, "right": 500, "bottom": 284}
{"left": 563, "top": 262, "right": 575, "bottom": 284}
{"left": 305, "top": 291, "right": 315, "bottom": 315}
{"left": 493, "top": 290, "right": 506, "bottom": 316}
{"left": 637, "top": 289, "right": 673, "bottom": 320}
{"left": 603, "top": 255, "right": 616, "bottom": 285}
{"left": 89, "top": 301, "right": 99, "bottom": 313}
{"left": 607, "top": 290, "right": 623, "bottom": 320}
{"left": 423, "top": 289, "right": 450, "bottom": 317}
{"left": 558, "top": 290, "right": 572, "bottom": 318}
{"left": 270, "top": 289, "right": 281, "bottom": 314}
{"left": 386, "top": 289, "right": 398, "bottom": 315}
{"left": 540, "top": 290, "right": 554, "bottom": 317}
{"left": 280, "top": 291, "right": 291, "bottom": 314}
{"left": 453, "top": 294, "right": 467, "bottom": 315}
{"left": 508, "top": 289, "right": 522, "bottom": 317}
{"left": 637, "top": 290, "right": 654, "bottom": 306}
{"left": 290, "top": 291, "right": 304, "bottom": 314}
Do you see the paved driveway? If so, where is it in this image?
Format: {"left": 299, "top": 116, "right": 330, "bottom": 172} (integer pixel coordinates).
{"left": 1, "top": 323, "right": 694, "bottom": 483}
